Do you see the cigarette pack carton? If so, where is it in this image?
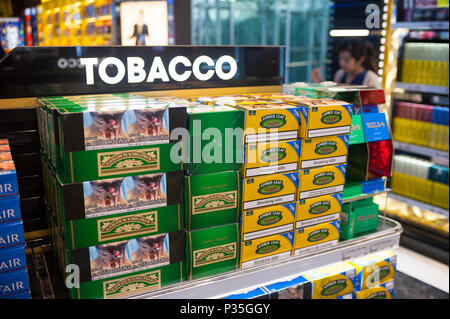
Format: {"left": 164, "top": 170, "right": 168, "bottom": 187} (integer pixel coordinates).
{"left": 295, "top": 194, "right": 342, "bottom": 229}
{"left": 0, "top": 244, "right": 27, "bottom": 273}
{"left": 184, "top": 170, "right": 241, "bottom": 231}
{"left": 0, "top": 220, "right": 25, "bottom": 250}
{"left": 0, "top": 161, "right": 18, "bottom": 197}
{"left": 292, "top": 221, "right": 340, "bottom": 257}
{"left": 186, "top": 223, "right": 240, "bottom": 280}
{"left": 240, "top": 232, "right": 294, "bottom": 269}
{"left": 0, "top": 195, "right": 21, "bottom": 224}
{"left": 0, "top": 268, "right": 30, "bottom": 299}
{"left": 298, "top": 165, "right": 346, "bottom": 200}
{"left": 265, "top": 275, "right": 311, "bottom": 299}
{"left": 240, "top": 202, "right": 296, "bottom": 241}
{"left": 298, "top": 135, "right": 348, "bottom": 169}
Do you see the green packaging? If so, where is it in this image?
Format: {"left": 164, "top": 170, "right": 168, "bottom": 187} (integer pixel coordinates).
{"left": 186, "top": 103, "right": 244, "bottom": 175}
{"left": 184, "top": 170, "right": 241, "bottom": 230}
{"left": 340, "top": 198, "right": 379, "bottom": 240}
{"left": 186, "top": 223, "right": 240, "bottom": 280}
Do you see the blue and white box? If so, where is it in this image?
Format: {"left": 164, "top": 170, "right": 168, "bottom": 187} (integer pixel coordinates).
{"left": 0, "top": 268, "right": 30, "bottom": 299}
{"left": 0, "top": 195, "right": 21, "bottom": 224}
{"left": 0, "top": 220, "right": 25, "bottom": 250}
{"left": 0, "top": 244, "right": 27, "bottom": 273}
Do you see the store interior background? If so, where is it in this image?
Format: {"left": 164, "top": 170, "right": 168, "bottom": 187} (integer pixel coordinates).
{"left": 0, "top": 0, "right": 448, "bottom": 299}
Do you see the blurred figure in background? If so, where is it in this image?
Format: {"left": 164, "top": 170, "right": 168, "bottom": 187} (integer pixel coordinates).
{"left": 312, "top": 38, "right": 381, "bottom": 88}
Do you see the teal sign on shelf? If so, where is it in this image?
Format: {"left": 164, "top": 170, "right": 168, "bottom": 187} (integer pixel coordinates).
{"left": 362, "top": 113, "right": 391, "bottom": 142}
{"left": 349, "top": 115, "right": 365, "bottom": 145}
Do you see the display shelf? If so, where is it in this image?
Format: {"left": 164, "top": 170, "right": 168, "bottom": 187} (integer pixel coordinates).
{"left": 391, "top": 21, "right": 449, "bottom": 30}
{"left": 389, "top": 193, "right": 449, "bottom": 218}
{"left": 395, "top": 82, "right": 450, "bottom": 95}
{"left": 342, "top": 189, "right": 390, "bottom": 204}
{"left": 393, "top": 141, "right": 449, "bottom": 167}
{"left": 126, "top": 216, "right": 402, "bottom": 299}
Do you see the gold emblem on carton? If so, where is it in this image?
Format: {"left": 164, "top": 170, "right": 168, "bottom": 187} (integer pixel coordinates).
{"left": 103, "top": 270, "right": 161, "bottom": 299}
{"left": 192, "top": 191, "right": 237, "bottom": 215}
{"left": 97, "top": 212, "right": 158, "bottom": 242}
{"left": 97, "top": 148, "right": 160, "bottom": 177}
{"left": 193, "top": 243, "right": 237, "bottom": 268}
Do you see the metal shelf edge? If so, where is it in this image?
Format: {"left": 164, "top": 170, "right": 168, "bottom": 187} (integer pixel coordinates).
{"left": 127, "top": 216, "right": 402, "bottom": 299}
{"left": 394, "top": 82, "right": 449, "bottom": 95}
{"left": 393, "top": 141, "right": 449, "bottom": 166}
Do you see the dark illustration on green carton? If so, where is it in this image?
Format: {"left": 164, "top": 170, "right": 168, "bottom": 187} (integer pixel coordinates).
{"left": 97, "top": 211, "right": 158, "bottom": 242}
{"left": 258, "top": 180, "right": 284, "bottom": 195}
{"left": 192, "top": 191, "right": 237, "bottom": 215}
{"left": 103, "top": 270, "right": 161, "bottom": 299}
{"left": 260, "top": 114, "right": 286, "bottom": 129}
{"left": 193, "top": 243, "right": 237, "bottom": 267}
{"left": 321, "top": 110, "right": 342, "bottom": 125}
{"left": 90, "top": 233, "right": 169, "bottom": 280}
{"left": 255, "top": 240, "right": 280, "bottom": 255}
{"left": 309, "top": 201, "right": 331, "bottom": 215}
{"left": 369, "top": 265, "right": 392, "bottom": 284}
{"left": 260, "top": 148, "right": 287, "bottom": 162}
{"left": 84, "top": 173, "right": 167, "bottom": 218}
{"left": 312, "top": 172, "right": 335, "bottom": 186}
{"left": 97, "top": 148, "right": 160, "bottom": 177}
{"left": 321, "top": 279, "right": 348, "bottom": 297}
{"left": 314, "top": 141, "right": 337, "bottom": 156}
{"left": 307, "top": 229, "right": 329, "bottom": 242}
{"left": 257, "top": 211, "right": 283, "bottom": 226}
{"left": 366, "top": 291, "right": 388, "bottom": 299}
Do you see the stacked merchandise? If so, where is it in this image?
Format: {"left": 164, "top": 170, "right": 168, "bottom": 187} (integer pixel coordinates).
{"left": 392, "top": 154, "right": 449, "bottom": 209}
{"left": 224, "top": 250, "right": 397, "bottom": 299}
{"left": 0, "top": 139, "right": 31, "bottom": 299}
{"left": 37, "top": 93, "right": 187, "bottom": 299}
{"left": 400, "top": 0, "right": 449, "bottom": 23}
{"left": 0, "top": 18, "right": 25, "bottom": 54}
{"left": 401, "top": 43, "right": 449, "bottom": 87}
{"left": 393, "top": 101, "right": 449, "bottom": 152}
{"left": 23, "top": 7, "right": 38, "bottom": 46}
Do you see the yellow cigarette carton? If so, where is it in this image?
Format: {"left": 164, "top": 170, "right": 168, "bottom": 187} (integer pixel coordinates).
{"left": 298, "top": 165, "right": 346, "bottom": 200}
{"left": 295, "top": 194, "right": 342, "bottom": 229}
{"left": 288, "top": 98, "right": 353, "bottom": 139}
{"left": 299, "top": 135, "right": 349, "bottom": 169}
{"left": 241, "top": 202, "right": 296, "bottom": 241}
{"left": 348, "top": 250, "right": 397, "bottom": 291}
{"left": 355, "top": 280, "right": 394, "bottom": 299}
{"left": 243, "top": 139, "right": 300, "bottom": 178}
{"left": 240, "top": 232, "right": 294, "bottom": 269}
{"left": 303, "top": 262, "right": 357, "bottom": 299}
{"left": 292, "top": 221, "right": 340, "bottom": 257}
{"left": 242, "top": 172, "right": 298, "bottom": 211}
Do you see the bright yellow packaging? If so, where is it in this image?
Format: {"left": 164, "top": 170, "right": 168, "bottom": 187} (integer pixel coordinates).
{"left": 303, "top": 262, "right": 357, "bottom": 299}
{"left": 287, "top": 98, "right": 353, "bottom": 139}
{"left": 292, "top": 221, "right": 340, "bottom": 257}
{"left": 240, "top": 232, "right": 294, "bottom": 269}
{"left": 242, "top": 172, "right": 298, "bottom": 211}
{"left": 299, "top": 135, "right": 349, "bottom": 169}
{"left": 348, "top": 250, "right": 397, "bottom": 291}
{"left": 298, "top": 165, "right": 346, "bottom": 200}
{"left": 243, "top": 139, "right": 300, "bottom": 178}
{"left": 355, "top": 281, "right": 394, "bottom": 299}
{"left": 240, "top": 202, "right": 296, "bottom": 241}
{"left": 295, "top": 194, "right": 342, "bottom": 229}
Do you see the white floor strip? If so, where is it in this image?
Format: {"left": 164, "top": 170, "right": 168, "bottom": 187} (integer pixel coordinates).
{"left": 392, "top": 246, "right": 449, "bottom": 293}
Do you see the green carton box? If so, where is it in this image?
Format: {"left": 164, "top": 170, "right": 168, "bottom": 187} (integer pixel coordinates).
{"left": 185, "top": 170, "right": 241, "bottom": 231}
{"left": 186, "top": 223, "right": 240, "bottom": 281}
{"left": 340, "top": 198, "right": 379, "bottom": 240}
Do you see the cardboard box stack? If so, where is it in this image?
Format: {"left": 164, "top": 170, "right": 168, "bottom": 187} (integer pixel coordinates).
{"left": 37, "top": 94, "right": 188, "bottom": 299}
{"left": 0, "top": 139, "right": 31, "bottom": 299}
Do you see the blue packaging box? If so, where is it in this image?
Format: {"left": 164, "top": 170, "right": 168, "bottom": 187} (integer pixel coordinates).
{"left": 361, "top": 178, "right": 385, "bottom": 194}
{"left": 0, "top": 268, "right": 30, "bottom": 299}
{"left": 0, "top": 244, "right": 27, "bottom": 274}
{"left": 223, "top": 287, "right": 270, "bottom": 299}
{"left": 0, "top": 195, "right": 21, "bottom": 224}
{"left": 0, "top": 167, "right": 18, "bottom": 197}
{"left": 265, "top": 274, "right": 312, "bottom": 299}
{"left": 1, "top": 290, "right": 31, "bottom": 299}
{"left": 0, "top": 220, "right": 25, "bottom": 250}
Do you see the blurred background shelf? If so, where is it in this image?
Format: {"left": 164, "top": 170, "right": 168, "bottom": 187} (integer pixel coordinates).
{"left": 394, "top": 141, "right": 449, "bottom": 167}
{"left": 389, "top": 192, "right": 449, "bottom": 218}
{"left": 395, "top": 82, "right": 450, "bottom": 96}
{"left": 392, "top": 21, "right": 449, "bottom": 30}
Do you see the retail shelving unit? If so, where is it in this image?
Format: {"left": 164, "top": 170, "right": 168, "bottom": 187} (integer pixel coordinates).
{"left": 393, "top": 141, "right": 449, "bottom": 167}
{"left": 389, "top": 193, "right": 449, "bottom": 218}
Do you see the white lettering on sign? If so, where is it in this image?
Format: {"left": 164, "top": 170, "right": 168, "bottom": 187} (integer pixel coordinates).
{"left": 80, "top": 55, "right": 238, "bottom": 85}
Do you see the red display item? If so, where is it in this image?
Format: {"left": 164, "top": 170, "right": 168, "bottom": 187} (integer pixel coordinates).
{"left": 367, "top": 140, "right": 393, "bottom": 180}
{"left": 359, "top": 89, "right": 386, "bottom": 105}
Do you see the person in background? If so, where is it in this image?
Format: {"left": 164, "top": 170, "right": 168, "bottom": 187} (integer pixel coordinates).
{"left": 311, "top": 38, "right": 381, "bottom": 88}
{"left": 130, "top": 10, "right": 149, "bottom": 46}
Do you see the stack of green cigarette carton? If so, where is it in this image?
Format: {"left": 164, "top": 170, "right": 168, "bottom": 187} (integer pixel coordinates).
{"left": 38, "top": 93, "right": 188, "bottom": 299}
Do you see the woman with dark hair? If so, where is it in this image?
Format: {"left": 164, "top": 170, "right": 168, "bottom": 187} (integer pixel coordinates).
{"left": 312, "top": 38, "right": 381, "bottom": 88}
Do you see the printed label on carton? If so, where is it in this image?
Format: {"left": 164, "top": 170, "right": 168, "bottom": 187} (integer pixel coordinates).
{"left": 355, "top": 281, "right": 394, "bottom": 299}
{"left": 299, "top": 136, "right": 349, "bottom": 169}
{"left": 84, "top": 173, "right": 167, "bottom": 218}
{"left": 298, "top": 165, "right": 346, "bottom": 200}
{"left": 102, "top": 270, "right": 161, "bottom": 299}
{"left": 0, "top": 221, "right": 25, "bottom": 249}
{"left": 0, "top": 269, "right": 30, "bottom": 298}
{"left": 192, "top": 191, "right": 238, "bottom": 215}
{"left": 240, "top": 232, "right": 294, "bottom": 269}
{"left": 241, "top": 203, "right": 296, "bottom": 241}
{"left": 296, "top": 194, "right": 342, "bottom": 228}
{"left": 242, "top": 173, "right": 297, "bottom": 210}
{"left": 293, "top": 221, "right": 340, "bottom": 257}
{"left": 193, "top": 242, "right": 237, "bottom": 268}
{"left": 0, "top": 196, "right": 21, "bottom": 224}
{"left": 97, "top": 148, "right": 160, "bottom": 177}
{"left": 89, "top": 233, "right": 170, "bottom": 281}
{"left": 0, "top": 245, "right": 27, "bottom": 273}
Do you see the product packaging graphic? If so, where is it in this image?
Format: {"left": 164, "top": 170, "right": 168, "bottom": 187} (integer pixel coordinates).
{"left": 355, "top": 280, "right": 394, "bottom": 299}
{"left": 223, "top": 287, "right": 270, "bottom": 299}
{"left": 303, "top": 262, "right": 357, "bottom": 299}
{"left": 348, "top": 250, "right": 397, "bottom": 291}
{"left": 340, "top": 198, "right": 379, "bottom": 240}
{"left": 0, "top": 195, "right": 21, "bottom": 224}
{"left": 0, "top": 268, "right": 30, "bottom": 299}
{"left": 0, "top": 220, "right": 25, "bottom": 249}
{"left": 292, "top": 221, "right": 340, "bottom": 257}
{"left": 185, "top": 170, "right": 241, "bottom": 231}
{"left": 298, "top": 165, "right": 346, "bottom": 200}
{"left": 295, "top": 194, "right": 342, "bottom": 229}
{"left": 298, "top": 135, "right": 349, "bottom": 169}
{"left": 240, "top": 231, "right": 294, "bottom": 269}
{"left": 243, "top": 139, "right": 300, "bottom": 178}
{"left": 0, "top": 160, "right": 18, "bottom": 197}
{"left": 0, "top": 244, "right": 27, "bottom": 273}
{"left": 241, "top": 202, "right": 296, "bottom": 241}
{"left": 186, "top": 223, "right": 240, "bottom": 280}
{"left": 265, "top": 274, "right": 312, "bottom": 299}
{"left": 242, "top": 172, "right": 298, "bottom": 211}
